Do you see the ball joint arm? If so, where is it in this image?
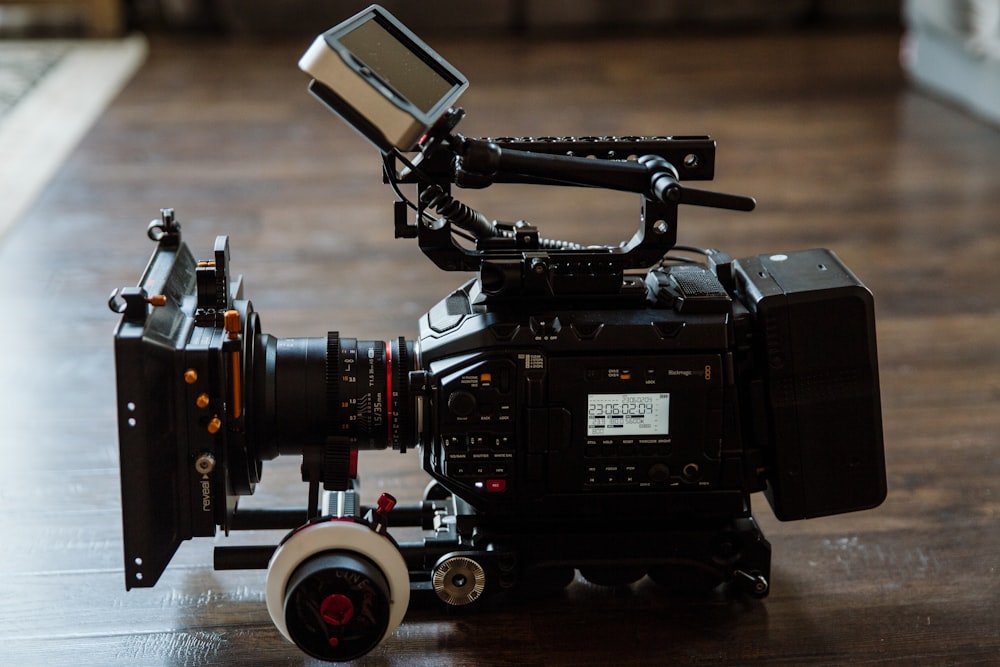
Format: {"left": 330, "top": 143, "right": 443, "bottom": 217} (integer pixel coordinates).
{"left": 641, "top": 155, "right": 756, "bottom": 212}
{"left": 454, "top": 139, "right": 755, "bottom": 211}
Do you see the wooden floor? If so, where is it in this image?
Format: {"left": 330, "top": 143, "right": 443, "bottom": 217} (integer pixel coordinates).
{"left": 1, "top": 28, "right": 999, "bottom": 665}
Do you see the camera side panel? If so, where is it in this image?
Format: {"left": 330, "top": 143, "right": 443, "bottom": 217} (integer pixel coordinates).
{"left": 417, "top": 282, "right": 752, "bottom": 520}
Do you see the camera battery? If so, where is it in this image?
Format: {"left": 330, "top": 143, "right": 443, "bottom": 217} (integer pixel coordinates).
{"left": 735, "top": 249, "right": 887, "bottom": 520}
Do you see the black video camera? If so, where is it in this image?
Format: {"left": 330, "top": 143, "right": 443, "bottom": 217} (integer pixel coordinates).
{"left": 110, "top": 5, "right": 886, "bottom": 662}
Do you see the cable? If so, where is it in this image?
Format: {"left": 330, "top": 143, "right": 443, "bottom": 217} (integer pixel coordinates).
{"left": 419, "top": 185, "right": 495, "bottom": 239}
{"left": 656, "top": 244, "right": 711, "bottom": 269}
{"left": 384, "top": 149, "right": 589, "bottom": 251}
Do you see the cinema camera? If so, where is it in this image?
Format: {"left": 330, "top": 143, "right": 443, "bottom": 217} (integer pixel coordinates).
{"left": 110, "top": 5, "right": 886, "bottom": 662}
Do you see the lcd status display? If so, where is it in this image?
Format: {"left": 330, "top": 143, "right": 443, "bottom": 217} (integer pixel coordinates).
{"left": 587, "top": 393, "right": 670, "bottom": 437}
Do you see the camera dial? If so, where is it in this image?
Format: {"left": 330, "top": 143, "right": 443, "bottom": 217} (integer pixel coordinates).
{"left": 265, "top": 519, "right": 410, "bottom": 661}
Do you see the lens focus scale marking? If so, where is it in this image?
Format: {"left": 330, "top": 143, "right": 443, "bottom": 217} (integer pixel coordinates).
{"left": 392, "top": 338, "right": 412, "bottom": 453}
{"left": 384, "top": 341, "right": 394, "bottom": 448}
{"left": 326, "top": 332, "right": 340, "bottom": 436}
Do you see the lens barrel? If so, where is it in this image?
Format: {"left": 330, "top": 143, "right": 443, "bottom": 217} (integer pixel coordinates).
{"left": 328, "top": 335, "right": 413, "bottom": 452}
{"left": 249, "top": 323, "right": 414, "bottom": 461}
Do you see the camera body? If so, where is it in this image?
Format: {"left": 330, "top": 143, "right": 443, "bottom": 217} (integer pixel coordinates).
{"left": 110, "top": 5, "right": 885, "bottom": 662}
{"left": 418, "top": 247, "right": 884, "bottom": 524}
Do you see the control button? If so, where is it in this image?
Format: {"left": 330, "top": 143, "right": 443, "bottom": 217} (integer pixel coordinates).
{"left": 498, "top": 368, "right": 512, "bottom": 393}
{"left": 442, "top": 435, "right": 467, "bottom": 451}
{"left": 489, "top": 323, "right": 519, "bottom": 341}
{"left": 648, "top": 463, "right": 671, "bottom": 483}
{"left": 529, "top": 315, "right": 562, "bottom": 338}
{"left": 447, "top": 390, "right": 477, "bottom": 417}
{"left": 601, "top": 465, "right": 621, "bottom": 484}
{"left": 485, "top": 479, "right": 507, "bottom": 492}
{"left": 570, "top": 322, "right": 603, "bottom": 340}
{"left": 652, "top": 320, "right": 685, "bottom": 339}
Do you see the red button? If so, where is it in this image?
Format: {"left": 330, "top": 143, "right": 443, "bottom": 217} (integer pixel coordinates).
{"left": 320, "top": 594, "right": 355, "bottom": 626}
{"left": 485, "top": 479, "right": 506, "bottom": 492}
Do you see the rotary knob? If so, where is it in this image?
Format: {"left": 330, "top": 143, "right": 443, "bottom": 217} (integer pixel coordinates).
{"left": 447, "top": 390, "right": 477, "bottom": 418}
{"left": 432, "top": 555, "right": 487, "bottom": 606}
{"left": 266, "top": 521, "right": 410, "bottom": 662}
{"left": 282, "top": 551, "right": 392, "bottom": 661}
{"left": 648, "top": 463, "right": 671, "bottom": 483}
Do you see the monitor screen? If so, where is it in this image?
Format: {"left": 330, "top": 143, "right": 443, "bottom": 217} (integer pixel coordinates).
{"left": 338, "top": 17, "right": 460, "bottom": 115}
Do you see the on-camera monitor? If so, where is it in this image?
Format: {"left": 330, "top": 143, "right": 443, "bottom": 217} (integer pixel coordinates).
{"left": 338, "top": 16, "right": 458, "bottom": 115}
{"left": 300, "top": 5, "right": 468, "bottom": 152}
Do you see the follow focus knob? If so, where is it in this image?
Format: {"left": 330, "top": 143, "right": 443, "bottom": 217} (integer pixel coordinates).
{"left": 266, "top": 520, "right": 410, "bottom": 662}
{"left": 282, "top": 551, "right": 391, "bottom": 661}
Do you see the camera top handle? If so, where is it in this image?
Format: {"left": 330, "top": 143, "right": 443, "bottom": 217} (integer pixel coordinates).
{"left": 295, "top": 5, "right": 754, "bottom": 298}
{"left": 453, "top": 137, "right": 755, "bottom": 215}
{"left": 392, "top": 131, "right": 755, "bottom": 298}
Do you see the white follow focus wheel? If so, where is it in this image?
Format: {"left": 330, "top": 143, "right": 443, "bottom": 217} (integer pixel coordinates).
{"left": 265, "top": 520, "right": 410, "bottom": 660}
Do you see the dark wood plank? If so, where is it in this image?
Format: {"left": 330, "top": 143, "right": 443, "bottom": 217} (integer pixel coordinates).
{"left": 1, "top": 29, "right": 999, "bottom": 665}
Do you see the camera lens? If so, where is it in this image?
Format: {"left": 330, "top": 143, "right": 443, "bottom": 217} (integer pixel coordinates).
{"left": 248, "top": 318, "right": 415, "bottom": 461}
{"left": 328, "top": 335, "right": 414, "bottom": 452}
